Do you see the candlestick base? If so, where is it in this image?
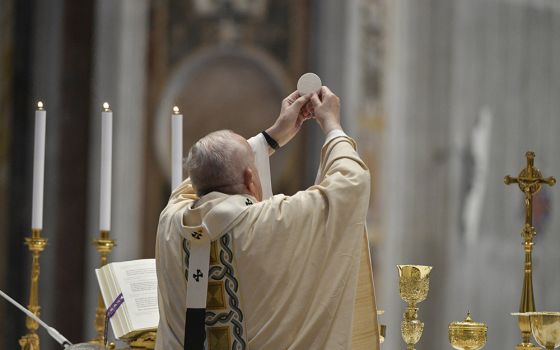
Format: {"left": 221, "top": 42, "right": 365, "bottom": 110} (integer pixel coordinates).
{"left": 90, "top": 230, "right": 116, "bottom": 344}
{"left": 89, "top": 298, "right": 107, "bottom": 345}
{"left": 517, "top": 317, "right": 539, "bottom": 350}
{"left": 19, "top": 332, "right": 40, "bottom": 350}
{"left": 20, "top": 229, "right": 47, "bottom": 350}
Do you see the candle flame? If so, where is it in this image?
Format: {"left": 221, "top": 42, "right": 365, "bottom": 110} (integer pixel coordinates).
{"left": 173, "top": 106, "right": 180, "bottom": 115}
{"left": 103, "top": 102, "right": 111, "bottom": 112}
{"left": 37, "top": 101, "right": 44, "bottom": 110}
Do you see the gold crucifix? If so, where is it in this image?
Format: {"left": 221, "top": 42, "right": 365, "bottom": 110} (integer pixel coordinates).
{"left": 505, "top": 151, "right": 556, "bottom": 226}
{"left": 504, "top": 151, "right": 555, "bottom": 350}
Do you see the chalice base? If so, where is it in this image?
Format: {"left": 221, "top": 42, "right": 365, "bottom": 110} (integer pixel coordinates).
{"left": 516, "top": 342, "right": 540, "bottom": 350}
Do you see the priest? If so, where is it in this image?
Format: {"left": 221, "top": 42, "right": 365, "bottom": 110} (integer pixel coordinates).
{"left": 155, "top": 86, "right": 379, "bottom": 350}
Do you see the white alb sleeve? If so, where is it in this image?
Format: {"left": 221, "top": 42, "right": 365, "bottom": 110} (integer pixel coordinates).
{"left": 324, "top": 129, "right": 347, "bottom": 145}
{"left": 247, "top": 134, "right": 273, "bottom": 199}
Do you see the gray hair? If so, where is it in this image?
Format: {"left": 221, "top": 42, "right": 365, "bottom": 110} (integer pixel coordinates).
{"left": 186, "top": 130, "right": 253, "bottom": 196}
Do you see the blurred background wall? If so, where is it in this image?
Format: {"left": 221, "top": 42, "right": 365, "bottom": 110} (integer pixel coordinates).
{"left": 379, "top": 1, "right": 560, "bottom": 349}
{"left": 1, "top": 0, "right": 560, "bottom": 349}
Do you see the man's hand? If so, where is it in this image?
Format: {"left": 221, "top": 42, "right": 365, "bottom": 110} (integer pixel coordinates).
{"left": 310, "top": 86, "right": 342, "bottom": 135}
{"left": 266, "top": 91, "right": 312, "bottom": 147}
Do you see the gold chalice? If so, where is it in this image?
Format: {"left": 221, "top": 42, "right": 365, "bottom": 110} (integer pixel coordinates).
{"left": 398, "top": 265, "right": 433, "bottom": 350}
{"left": 527, "top": 312, "right": 560, "bottom": 350}
{"left": 448, "top": 312, "right": 487, "bottom": 350}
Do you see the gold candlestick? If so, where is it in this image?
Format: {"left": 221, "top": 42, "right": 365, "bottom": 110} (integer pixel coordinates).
{"left": 505, "top": 151, "right": 556, "bottom": 350}
{"left": 90, "top": 230, "right": 116, "bottom": 344}
{"left": 398, "top": 265, "right": 432, "bottom": 350}
{"left": 19, "top": 229, "right": 48, "bottom": 350}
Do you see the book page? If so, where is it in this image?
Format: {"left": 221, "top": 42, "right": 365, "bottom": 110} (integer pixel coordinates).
{"left": 111, "top": 259, "right": 159, "bottom": 332}
{"left": 96, "top": 266, "right": 125, "bottom": 338}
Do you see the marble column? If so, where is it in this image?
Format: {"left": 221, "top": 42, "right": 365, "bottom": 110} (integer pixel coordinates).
{"left": 308, "top": 0, "right": 364, "bottom": 183}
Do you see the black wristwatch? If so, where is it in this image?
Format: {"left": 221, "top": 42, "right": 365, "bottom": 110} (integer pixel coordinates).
{"left": 261, "top": 131, "right": 280, "bottom": 150}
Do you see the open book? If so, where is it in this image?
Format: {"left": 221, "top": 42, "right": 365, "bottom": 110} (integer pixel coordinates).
{"left": 95, "top": 259, "right": 159, "bottom": 339}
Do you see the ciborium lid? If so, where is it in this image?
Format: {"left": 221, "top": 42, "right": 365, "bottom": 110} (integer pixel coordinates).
{"left": 449, "top": 313, "right": 487, "bottom": 350}
{"left": 449, "top": 312, "right": 487, "bottom": 331}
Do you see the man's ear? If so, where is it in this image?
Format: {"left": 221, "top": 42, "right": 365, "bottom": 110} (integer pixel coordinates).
{"left": 244, "top": 168, "right": 257, "bottom": 197}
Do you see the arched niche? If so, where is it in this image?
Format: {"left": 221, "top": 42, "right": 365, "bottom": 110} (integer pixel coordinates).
{"left": 154, "top": 45, "right": 305, "bottom": 195}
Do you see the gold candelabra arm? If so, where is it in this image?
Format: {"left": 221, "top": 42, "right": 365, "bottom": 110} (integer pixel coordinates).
{"left": 90, "top": 230, "right": 116, "bottom": 345}
{"left": 19, "top": 229, "right": 48, "bottom": 350}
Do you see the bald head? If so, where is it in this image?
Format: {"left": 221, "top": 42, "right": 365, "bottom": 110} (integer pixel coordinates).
{"left": 186, "top": 130, "right": 262, "bottom": 199}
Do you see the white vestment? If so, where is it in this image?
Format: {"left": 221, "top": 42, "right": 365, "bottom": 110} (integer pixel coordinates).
{"left": 155, "top": 133, "right": 379, "bottom": 350}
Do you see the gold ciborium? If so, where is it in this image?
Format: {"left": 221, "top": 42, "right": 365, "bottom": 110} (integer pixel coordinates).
{"left": 449, "top": 312, "right": 487, "bottom": 350}
{"left": 527, "top": 312, "right": 560, "bottom": 350}
{"left": 398, "top": 264, "right": 433, "bottom": 350}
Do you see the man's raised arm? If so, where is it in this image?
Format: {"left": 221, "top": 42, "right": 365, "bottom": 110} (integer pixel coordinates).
{"left": 248, "top": 91, "right": 312, "bottom": 199}
{"left": 262, "top": 86, "right": 370, "bottom": 233}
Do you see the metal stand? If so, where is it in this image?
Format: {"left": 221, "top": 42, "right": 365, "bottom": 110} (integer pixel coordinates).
{"left": 19, "top": 229, "right": 48, "bottom": 350}
{"left": 90, "top": 230, "right": 115, "bottom": 344}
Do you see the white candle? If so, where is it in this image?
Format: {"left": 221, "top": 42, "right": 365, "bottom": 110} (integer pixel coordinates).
{"left": 100, "top": 102, "right": 113, "bottom": 231}
{"left": 171, "top": 106, "right": 183, "bottom": 190}
{"left": 31, "top": 101, "right": 46, "bottom": 229}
